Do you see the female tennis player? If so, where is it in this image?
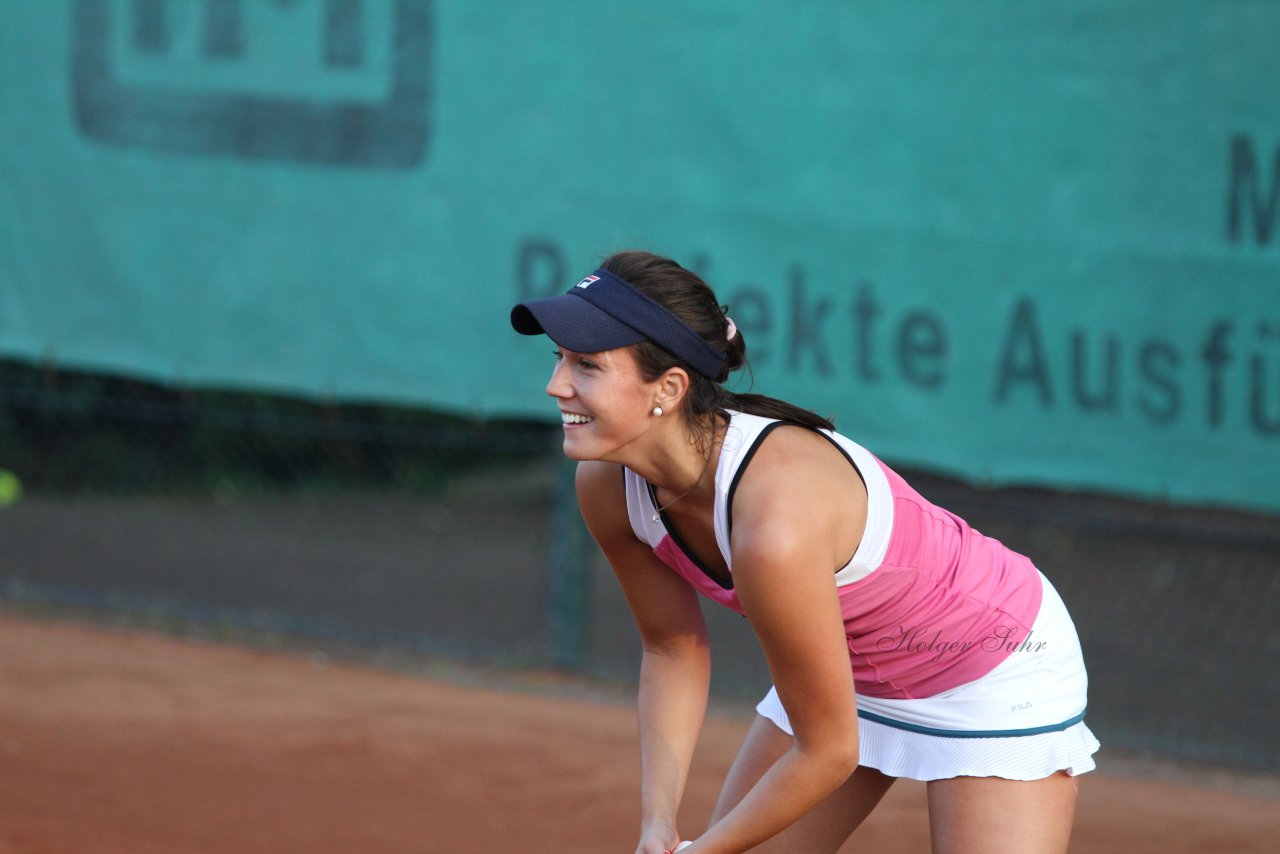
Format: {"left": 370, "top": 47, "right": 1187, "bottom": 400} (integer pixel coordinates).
{"left": 511, "top": 251, "right": 1099, "bottom": 853}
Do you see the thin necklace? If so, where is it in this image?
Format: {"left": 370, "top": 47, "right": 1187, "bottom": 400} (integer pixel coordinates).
{"left": 650, "top": 451, "right": 715, "bottom": 523}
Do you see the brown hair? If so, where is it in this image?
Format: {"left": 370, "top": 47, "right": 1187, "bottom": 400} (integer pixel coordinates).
{"left": 600, "top": 250, "right": 834, "bottom": 448}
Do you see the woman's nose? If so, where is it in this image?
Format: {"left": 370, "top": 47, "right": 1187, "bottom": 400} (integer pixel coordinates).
{"left": 545, "top": 361, "right": 570, "bottom": 399}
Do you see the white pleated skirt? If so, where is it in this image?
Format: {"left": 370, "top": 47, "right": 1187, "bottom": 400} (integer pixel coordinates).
{"left": 757, "top": 571, "right": 1101, "bottom": 781}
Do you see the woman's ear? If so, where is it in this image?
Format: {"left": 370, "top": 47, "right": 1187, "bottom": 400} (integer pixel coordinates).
{"left": 656, "top": 366, "right": 691, "bottom": 411}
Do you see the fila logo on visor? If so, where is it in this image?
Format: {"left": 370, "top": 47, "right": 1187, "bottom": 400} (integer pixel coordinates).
{"left": 576, "top": 275, "right": 600, "bottom": 289}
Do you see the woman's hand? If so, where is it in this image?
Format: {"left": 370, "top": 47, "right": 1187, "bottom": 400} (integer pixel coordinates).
{"left": 635, "top": 820, "right": 679, "bottom": 854}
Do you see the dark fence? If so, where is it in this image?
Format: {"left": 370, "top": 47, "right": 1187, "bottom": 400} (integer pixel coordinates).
{"left": 2, "top": 358, "right": 1278, "bottom": 774}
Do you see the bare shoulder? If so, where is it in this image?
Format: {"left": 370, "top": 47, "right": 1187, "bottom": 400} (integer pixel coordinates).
{"left": 574, "top": 460, "right": 632, "bottom": 544}
{"left": 730, "top": 425, "right": 867, "bottom": 567}
{"left": 735, "top": 424, "right": 861, "bottom": 501}
{"left": 575, "top": 458, "right": 625, "bottom": 498}
{"left": 748, "top": 423, "right": 845, "bottom": 467}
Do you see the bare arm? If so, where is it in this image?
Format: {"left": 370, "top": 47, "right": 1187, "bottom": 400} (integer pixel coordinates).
{"left": 688, "top": 428, "right": 865, "bottom": 853}
{"left": 576, "top": 461, "right": 711, "bottom": 854}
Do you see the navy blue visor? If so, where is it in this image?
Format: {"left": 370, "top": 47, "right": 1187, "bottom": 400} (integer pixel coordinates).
{"left": 510, "top": 268, "right": 727, "bottom": 380}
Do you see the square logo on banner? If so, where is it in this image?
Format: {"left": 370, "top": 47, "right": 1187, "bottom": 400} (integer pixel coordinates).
{"left": 70, "top": 0, "right": 433, "bottom": 169}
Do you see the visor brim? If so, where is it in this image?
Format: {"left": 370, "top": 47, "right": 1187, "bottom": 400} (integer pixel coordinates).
{"left": 510, "top": 294, "right": 647, "bottom": 353}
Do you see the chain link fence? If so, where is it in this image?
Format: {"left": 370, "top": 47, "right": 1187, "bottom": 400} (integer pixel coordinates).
{"left": 2, "top": 357, "right": 1278, "bottom": 775}
{"left": 0, "top": 357, "right": 565, "bottom": 663}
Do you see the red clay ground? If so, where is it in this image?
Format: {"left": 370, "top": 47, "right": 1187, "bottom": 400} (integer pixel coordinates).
{"left": 1, "top": 613, "right": 1277, "bottom": 853}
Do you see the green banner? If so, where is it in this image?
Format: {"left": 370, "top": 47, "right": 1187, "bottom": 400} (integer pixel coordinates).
{"left": 2, "top": 1, "right": 1279, "bottom": 513}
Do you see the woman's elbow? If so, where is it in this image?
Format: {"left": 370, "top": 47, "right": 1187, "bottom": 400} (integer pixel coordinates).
{"left": 829, "top": 741, "right": 861, "bottom": 779}
{"left": 800, "top": 736, "right": 860, "bottom": 785}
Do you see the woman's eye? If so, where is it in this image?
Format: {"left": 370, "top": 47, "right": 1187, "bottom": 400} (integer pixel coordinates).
{"left": 551, "top": 350, "right": 596, "bottom": 370}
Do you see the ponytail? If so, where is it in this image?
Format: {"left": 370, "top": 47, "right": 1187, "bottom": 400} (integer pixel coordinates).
{"left": 722, "top": 391, "right": 834, "bottom": 432}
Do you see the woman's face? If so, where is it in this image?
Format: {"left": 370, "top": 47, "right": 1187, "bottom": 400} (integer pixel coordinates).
{"left": 545, "top": 345, "right": 661, "bottom": 462}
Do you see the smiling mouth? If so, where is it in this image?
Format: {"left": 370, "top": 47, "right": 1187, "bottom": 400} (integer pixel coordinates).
{"left": 561, "top": 412, "right": 595, "bottom": 425}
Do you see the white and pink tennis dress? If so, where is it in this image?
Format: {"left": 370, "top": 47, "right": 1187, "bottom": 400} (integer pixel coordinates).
{"left": 624, "top": 411, "right": 1100, "bottom": 781}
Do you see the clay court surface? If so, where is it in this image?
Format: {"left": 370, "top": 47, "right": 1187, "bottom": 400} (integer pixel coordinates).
{"left": 2, "top": 613, "right": 1277, "bottom": 853}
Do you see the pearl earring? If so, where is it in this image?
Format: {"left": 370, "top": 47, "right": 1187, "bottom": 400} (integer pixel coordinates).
{"left": 652, "top": 406, "right": 663, "bottom": 417}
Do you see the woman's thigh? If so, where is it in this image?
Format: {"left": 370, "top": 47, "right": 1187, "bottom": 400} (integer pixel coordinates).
{"left": 926, "top": 772, "right": 1078, "bottom": 854}
{"left": 708, "top": 715, "right": 896, "bottom": 853}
